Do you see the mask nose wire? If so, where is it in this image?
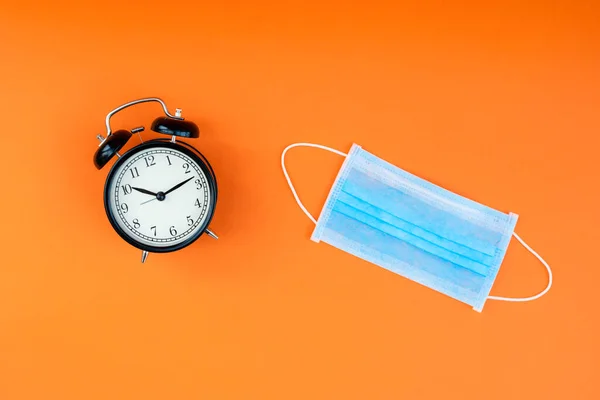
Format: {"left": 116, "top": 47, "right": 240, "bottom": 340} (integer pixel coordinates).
{"left": 487, "top": 232, "right": 553, "bottom": 302}
{"left": 281, "top": 142, "right": 347, "bottom": 225}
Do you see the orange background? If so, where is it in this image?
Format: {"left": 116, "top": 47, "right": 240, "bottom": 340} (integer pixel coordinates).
{"left": 1, "top": 1, "right": 599, "bottom": 399}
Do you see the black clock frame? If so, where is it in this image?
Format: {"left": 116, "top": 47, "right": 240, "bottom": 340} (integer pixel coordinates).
{"left": 103, "top": 139, "right": 218, "bottom": 253}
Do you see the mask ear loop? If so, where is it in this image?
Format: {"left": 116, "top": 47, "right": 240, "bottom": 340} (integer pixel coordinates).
{"left": 281, "top": 142, "right": 347, "bottom": 224}
{"left": 487, "top": 232, "right": 553, "bottom": 302}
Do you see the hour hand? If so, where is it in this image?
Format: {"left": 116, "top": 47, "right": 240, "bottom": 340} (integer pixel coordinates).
{"left": 132, "top": 187, "right": 157, "bottom": 196}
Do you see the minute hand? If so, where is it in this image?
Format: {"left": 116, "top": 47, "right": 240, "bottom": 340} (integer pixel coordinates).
{"left": 164, "top": 176, "right": 195, "bottom": 195}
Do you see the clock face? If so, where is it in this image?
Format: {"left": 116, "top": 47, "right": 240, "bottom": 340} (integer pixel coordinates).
{"left": 104, "top": 142, "right": 215, "bottom": 251}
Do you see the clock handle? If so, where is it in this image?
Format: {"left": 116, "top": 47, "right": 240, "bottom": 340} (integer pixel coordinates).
{"left": 102, "top": 97, "right": 184, "bottom": 139}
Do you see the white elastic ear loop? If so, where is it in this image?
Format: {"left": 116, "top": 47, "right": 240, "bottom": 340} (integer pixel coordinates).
{"left": 487, "top": 232, "right": 553, "bottom": 302}
{"left": 281, "top": 143, "right": 347, "bottom": 224}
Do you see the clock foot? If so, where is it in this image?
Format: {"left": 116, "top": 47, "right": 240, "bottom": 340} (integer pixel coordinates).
{"left": 141, "top": 250, "right": 149, "bottom": 263}
{"left": 205, "top": 229, "right": 218, "bottom": 240}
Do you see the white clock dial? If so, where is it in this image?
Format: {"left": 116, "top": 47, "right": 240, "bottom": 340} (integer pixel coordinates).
{"left": 106, "top": 145, "right": 213, "bottom": 249}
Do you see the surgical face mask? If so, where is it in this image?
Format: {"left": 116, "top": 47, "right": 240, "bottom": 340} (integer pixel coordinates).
{"left": 281, "top": 142, "right": 552, "bottom": 312}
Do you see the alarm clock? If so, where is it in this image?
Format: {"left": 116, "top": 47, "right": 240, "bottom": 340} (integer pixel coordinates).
{"left": 93, "top": 97, "right": 218, "bottom": 263}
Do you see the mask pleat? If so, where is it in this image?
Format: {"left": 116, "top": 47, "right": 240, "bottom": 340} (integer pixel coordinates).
{"left": 332, "top": 200, "right": 491, "bottom": 277}
{"left": 337, "top": 191, "right": 495, "bottom": 267}
{"left": 324, "top": 209, "right": 487, "bottom": 297}
{"left": 342, "top": 170, "right": 503, "bottom": 256}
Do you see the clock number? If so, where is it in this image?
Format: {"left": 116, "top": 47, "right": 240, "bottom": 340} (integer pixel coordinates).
{"left": 166, "top": 155, "right": 172, "bottom": 166}
{"left": 186, "top": 215, "right": 194, "bottom": 226}
{"left": 151, "top": 226, "right": 156, "bottom": 236}
{"left": 145, "top": 155, "right": 156, "bottom": 167}
{"left": 130, "top": 167, "right": 140, "bottom": 179}
{"left": 133, "top": 218, "right": 140, "bottom": 229}
{"left": 183, "top": 163, "right": 191, "bottom": 174}
{"left": 120, "top": 203, "right": 129, "bottom": 213}
{"left": 121, "top": 184, "right": 132, "bottom": 195}
{"left": 195, "top": 179, "right": 202, "bottom": 190}
{"left": 194, "top": 198, "right": 201, "bottom": 208}
{"left": 169, "top": 226, "right": 178, "bottom": 236}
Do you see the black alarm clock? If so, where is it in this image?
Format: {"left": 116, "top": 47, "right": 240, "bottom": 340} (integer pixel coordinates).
{"left": 93, "top": 97, "right": 218, "bottom": 263}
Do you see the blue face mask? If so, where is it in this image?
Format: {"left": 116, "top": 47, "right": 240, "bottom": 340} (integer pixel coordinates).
{"left": 281, "top": 142, "right": 552, "bottom": 312}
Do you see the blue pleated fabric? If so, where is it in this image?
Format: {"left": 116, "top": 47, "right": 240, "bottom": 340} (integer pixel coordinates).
{"left": 311, "top": 144, "right": 518, "bottom": 312}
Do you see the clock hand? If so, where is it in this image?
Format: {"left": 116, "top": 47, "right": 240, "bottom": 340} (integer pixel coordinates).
{"left": 163, "top": 176, "right": 195, "bottom": 195}
{"left": 140, "top": 198, "right": 158, "bottom": 205}
{"left": 132, "top": 187, "right": 157, "bottom": 196}
{"left": 139, "top": 176, "right": 193, "bottom": 205}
